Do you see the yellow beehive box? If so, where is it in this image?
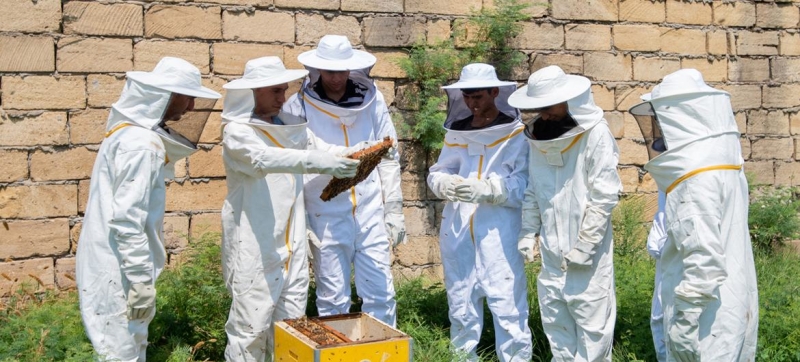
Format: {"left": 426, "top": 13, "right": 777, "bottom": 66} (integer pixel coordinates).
{"left": 274, "top": 312, "right": 413, "bottom": 362}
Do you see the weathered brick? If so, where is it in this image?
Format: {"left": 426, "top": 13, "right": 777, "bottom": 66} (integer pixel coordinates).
{"left": 274, "top": 0, "right": 339, "bottom": 10}
{"left": 780, "top": 32, "right": 800, "bottom": 55}
{"left": 163, "top": 215, "right": 190, "bottom": 250}
{"left": 212, "top": 43, "right": 284, "bottom": 75}
{"left": 165, "top": 180, "right": 227, "bottom": 212}
{"left": 747, "top": 109, "right": 790, "bottom": 135}
{"left": 426, "top": 19, "right": 451, "bottom": 45}
{"left": 53, "top": 257, "right": 76, "bottom": 290}
{"left": 403, "top": 204, "right": 437, "bottom": 236}
{"left": 620, "top": 0, "right": 665, "bottom": 23}
{"left": 553, "top": 0, "right": 617, "bottom": 21}
{"left": 199, "top": 113, "right": 224, "bottom": 144}
{"left": 0, "top": 185, "right": 77, "bottom": 218}
{"left": 88, "top": 75, "right": 125, "bottom": 108}
{"left": 145, "top": 5, "right": 221, "bottom": 40}
{"left": 0, "top": 258, "right": 55, "bottom": 296}
{"left": 0, "top": 219, "right": 70, "bottom": 259}
{"left": 728, "top": 58, "right": 770, "bottom": 82}
{"left": 0, "top": 0, "right": 61, "bottom": 33}
{"left": 615, "top": 84, "right": 650, "bottom": 112}
{"left": 283, "top": 45, "right": 314, "bottom": 70}
{"left": 222, "top": 10, "right": 294, "bottom": 43}
{"left": 584, "top": 52, "right": 632, "bottom": 81}
{"left": 296, "top": 14, "right": 360, "bottom": 45}
{"left": 639, "top": 172, "right": 658, "bottom": 193}
{"left": 78, "top": 179, "right": 90, "bottom": 214}
{"left": 392, "top": 264, "right": 444, "bottom": 282}
{"left": 741, "top": 137, "right": 751, "bottom": 160}
{"left": 70, "top": 222, "right": 81, "bottom": 252}
{"left": 453, "top": 19, "right": 481, "bottom": 48}
{"left": 2, "top": 76, "right": 86, "bottom": 110}
{"left": 57, "top": 37, "right": 133, "bottom": 73}
{"left": 531, "top": 53, "right": 583, "bottom": 74}
{"left": 751, "top": 138, "right": 793, "bottom": 160}
{"left": 512, "top": 23, "right": 564, "bottom": 50}
{"left": 405, "top": 0, "right": 483, "bottom": 15}
{"left": 342, "top": 0, "right": 403, "bottom": 12}
{"left": 0, "top": 150, "right": 28, "bottom": 182}
{"left": 401, "top": 172, "right": 427, "bottom": 201}
{"left": 618, "top": 167, "right": 639, "bottom": 193}
{"left": 713, "top": 1, "right": 756, "bottom": 27}
{"left": 660, "top": 28, "right": 706, "bottom": 55}
{"left": 791, "top": 112, "right": 800, "bottom": 135}
{"left": 604, "top": 111, "right": 624, "bottom": 138}
{"left": 617, "top": 138, "right": 649, "bottom": 166}
{"left": 735, "top": 112, "right": 747, "bottom": 135}
{"left": 771, "top": 58, "right": 800, "bottom": 82}
{"left": 756, "top": 3, "right": 800, "bottom": 29}
{"left": 398, "top": 141, "right": 427, "bottom": 174}
{"left": 188, "top": 146, "right": 224, "bottom": 178}
{"left": 375, "top": 80, "right": 395, "bottom": 108}
{"left": 31, "top": 147, "right": 97, "bottom": 182}
{"left": 565, "top": 24, "right": 611, "bottom": 51}
{"left": 364, "top": 17, "right": 426, "bottom": 47}
{"left": 63, "top": 2, "right": 143, "bottom": 36}
{"left": 592, "top": 85, "right": 615, "bottom": 111}
{"left": 763, "top": 84, "right": 800, "bottom": 108}
{"left": 190, "top": 213, "right": 222, "bottom": 238}
{"left": 737, "top": 31, "right": 780, "bottom": 56}
{"left": 0, "top": 35, "right": 54, "bottom": 72}
{"left": 681, "top": 58, "right": 727, "bottom": 82}
{"left": 718, "top": 84, "right": 761, "bottom": 110}
{"left": 202, "top": 78, "right": 227, "bottom": 112}
{"left": 613, "top": 24, "right": 662, "bottom": 52}
{"left": 633, "top": 57, "right": 680, "bottom": 82}
{"left": 0, "top": 112, "right": 69, "bottom": 146}
{"left": 707, "top": 30, "right": 729, "bottom": 55}
{"left": 371, "top": 50, "right": 408, "bottom": 79}
{"left": 775, "top": 161, "right": 800, "bottom": 186}
{"left": 70, "top": 109, "right": 109, "bottom": 145}
{"left": 134, "top": 40, "right": 210, "bottom": 74}
{"left": 173, "top": 158, "right": 188, "bottom": 180}
{"left": 393, "top": 235, "right": 440, "bottom": 266}
{"left": 666, "top": 0, "right": 712, "bottom": 25}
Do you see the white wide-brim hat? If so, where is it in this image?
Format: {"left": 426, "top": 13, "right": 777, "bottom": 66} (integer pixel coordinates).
{"left": 508, "top": 65, "right": 590, "bottom": 109}
{"left": 224, "top": 56, "right": 309, "bottom": 90}
{"left": 297, "top": 35, "right": 376, "bottom": 71}
{"left": 126, "top": 57, "right": 221, "bottom": 99}
{"left": 442, "top": 63, "right": 516, "bottom": 89}
{"left": 630, "top": 68, "right": 727, "bottom": 114}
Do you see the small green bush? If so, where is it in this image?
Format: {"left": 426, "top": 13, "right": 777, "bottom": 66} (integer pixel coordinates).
{"left": 612, "top": 195, "right": 650, "bottom": 262}
{"left": 748, "top": 185, "right": 800, "bottom": 253}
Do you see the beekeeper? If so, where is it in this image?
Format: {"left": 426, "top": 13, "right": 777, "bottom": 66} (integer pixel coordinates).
{"left": 76, "top": 57, "right": 221, "bottom": 361}
{"left": 427, "top": 63, "right": 532, "bottom": 362}
{"left": 628, "top": 69, "right": 758, "bottom": 362}
{"left": 647, "top": 191, "right": 668, "bottom": 362}
{"left": 282, "top": 34, "right": 404, "bottom": 326}
{"left": 510, "top": 65, "right": 622, "bottom": 361}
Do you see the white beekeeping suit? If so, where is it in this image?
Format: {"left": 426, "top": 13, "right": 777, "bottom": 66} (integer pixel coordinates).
{"left": 282, "top": 35, "right": 403, "bottom": 326}
{"left": 76, "top": 57, "right": 221, "bottom": 361}
{"left": 220, "top": 56, "right": 363, "bottom": 362}
{"left": 629, "top": 69, "right": 758, "bottom": 362}
{"left": 647, "top": 191, "right": 668, "bottom": 362}
{"left": 509, "top": 65, "right": 622, "bottom": 362}
{"left": 427, "top": 63, "right": 533, "bottom": 362}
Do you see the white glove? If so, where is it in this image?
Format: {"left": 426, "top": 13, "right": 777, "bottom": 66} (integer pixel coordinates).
{"left": 564, "top": 241, "right": 595, "bottom": 267}
{"left": 384, "top": 201, "right": 407, "bottom": 248}
{"left": 668, "top": 307, "right": 701, "bottom": 362}
{"left": 518, "top": 233, "right": 540, "bottom": 263}
{"left": 454, "top": 178, "right": 507, "bottom": 204}
{"left": 304, "top": 150, "right": 360, "bottom": 178}
{"left": 437, "top": 174, "right": 463, "bottom": 202}
{"left": 127, "top": 282, "right": 155, "bottom": 320}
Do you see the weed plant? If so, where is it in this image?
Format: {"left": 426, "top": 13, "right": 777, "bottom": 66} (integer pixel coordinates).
{"left": 748, "top": 186, "right": 800, "bottom": 253}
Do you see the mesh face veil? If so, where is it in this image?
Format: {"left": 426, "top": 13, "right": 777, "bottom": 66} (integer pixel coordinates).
{"left": 160, "top": 97, "right": 216, "bottom": 147}
{"left": 630, "top": 102, "right": 667, "bottom": 160}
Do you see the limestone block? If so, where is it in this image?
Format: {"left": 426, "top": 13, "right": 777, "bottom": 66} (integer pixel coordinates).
{"left": 188, "top": 146, "right": 225, "bottom": 178}
{"left": 401, "top": 172, "right": 427, "bottom": 201}
{"left": 0, "top": 35, "right": 54, "bottom": 72}
{"left": 145, "top": 5, "right": 221, "bottom": 40}
{"left": 531, "top": 53, "right": 583, "bottom": 74}
{"left": 283, "top": 45, "right": 314, "bottom": 70}
{"left": 0, "top": 185, "right": 78, "bottom": 218}
{"left": 30, "top": 147, "right": 97, "bottom": 182}
{"left": 87, "top": 75, "right": 125, "bottom": 108}
{"left": 713, "top": 1, "right": 756, "bottom": 27}
{"left": 763, "top": 84, "right": 800, "bottom": 108}
{"left": 63, "top": 2, "right": 143, "bottom": 36}
{"left": 584, "top": 52, "right": 632, "bottom": 81}
{"left": 565, "top": 24, "right": 611, "bottom": 51}
{"left": 666, "top": 0, "right": 712, "bottom": 25}
{"left": 2, "top": 76, "right": 86, "bottom": 110}
{"left": 274, "top": 0, "right": 339, "bottom": 10}
{"left": 405, "top": 0, "right": 483, "bottom": 15}
{"left": 426, "top": 19, "right": 451, "bottom": 45}
{"left": 55, "top": 258, "right": 76, "bottom": 290}
{"left": 371, "top": 51, "right": 408, "bottom": 79}
{"left": 163, "top": 215, "right": 190, "bottom": 251}
{"left": 592, "top": 85, "right": 615, "bottom": 111}
{"left": 737, "top": 31, "right": 780, "bottom": 56}
{"left": 740, "top": 137, "right": 751, "bottom": 160}
{"left": 776, "top": 161, "right": 800, "bottom": 186}
{"left": 0, "top": 219, "right": 70, "bottom": 259}
{"left": 791, "top": 113, "right": 800, "bottom": 136}
{"left": 364, "top": 17, "right": 426, "bottom": 47}
{"left": 747, "top": 109, "right": 790, "bottom": 135}
{"left": 296, "top": 14, "right": 360, "bottom": 45}
{"left": 78, "top": 179, "right": 90, "bottom": 214}
{"left": 660, "top": 28, "right": 706, "bottom": 55}
{"left": 735, "top": 112, "right": 747, "bottom": 135}
{"left": 718, "top": 84, "right": 762, "bottom": 110}
{"left": 403, "top": 204, "right": 437, "bottom": 236}
{"left": 0, "top": 258, "right": 55, "bottom": 296}
{"left": 681, "top": 58, "right": 727, "bottom": 82}
{"left": 605, "top": 111, "right": 625, "bottom": 138}
{"left": 771, "top": 58, "right": 800, "bottom": 82}
{"left": 751, "top": 138, "right": 794, "bottom": 160}
{"left": 342, "top": 0, "right": 403, "bottom": 12}
{"left": 619, "top": 0, "right": 665, "bottom": 23}
{"left": 375, "top": 80, "right": 395, "bottom": 107}
{"left": 398, "top": 141, "right": 427, "bottom": 174}
{"left": 756, "top": 3, "right": 800, "bottom": 29}
{"left": 615, "top": 84, "right": 652, "bottom": 112}
{"left": 613, "top": 24, "right": 662, "bottom": 52}
{"left": 552, "top": 0, "right": 618, "bottom": 21}
{"left": 512, "top": 23, "right": 564, "bottom": 50}
{"left": 392, "top": 265, "right": 444, "bottom": 283}
{"left": 728, "top": 58, "right": 770, "bottom": 82}
{"left": 222, "top": 10, "right": 294, "bottom": 43}
{"left": 745, "top": 161, "right": 774, "bottom": 185}
{"left": 0, "top": 112, "right": 69, "bottom": 146}
{"left": 392, "top": 236, "right": 441, "bottom": 267}
{"left": 639, "top": 172, "right": 658, "bottom": 193}
{"left": 165, "top": 180, "right": 227, "bottom": 212}
{"left": 633, "top": 57, "right": 680, "bottom": 82}
{"left": 0, "top": 150, "right": 28, "bottom": 182}
{"left": 707, "top": 30, "right": 729, "bottom": 55}
{"left": 57, "top": 37, "right": 133, "bottom": 73}
{"left": 134, "top": 40, "right": 210, "bottom": 74}
{"left": 618, "top": 167, "right": 639, "bottom": 193}
{"left": 617, "top": 138, "right": 649, "bottom": 166}
{"left": 191, "top": 213, "right": 223, "bottom": 238}
{"left": 199, "top": 113, "right": 224, "bottom": 144}
{"left": 70, "top": 222, "right": 81, "bottom": 253}
{"left": 0, "top": 0, "right": 60, "bottom": 33}
{"left": 212, "top": 43, "right": 284, "bottom": 75}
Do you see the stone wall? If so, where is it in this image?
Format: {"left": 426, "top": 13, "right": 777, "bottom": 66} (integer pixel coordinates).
{"left": 1, "top": 0, "right": 799, "bottom": 294}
